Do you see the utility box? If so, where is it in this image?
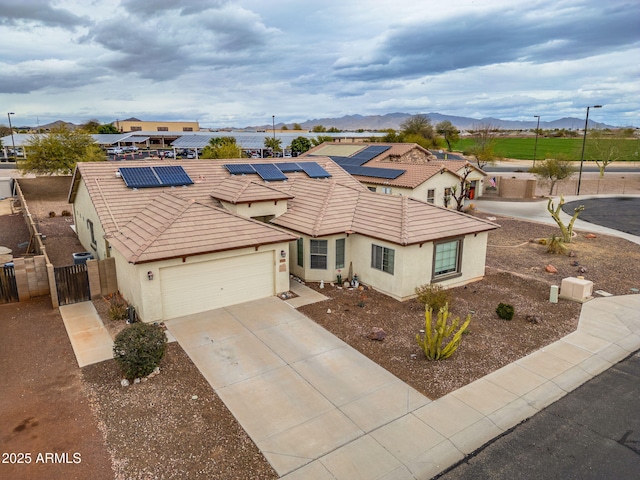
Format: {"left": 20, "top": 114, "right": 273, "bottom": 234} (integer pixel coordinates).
{"left": 559, "top": 277, "right": 593, "bottom": 303}
{"left": 73, "top": 252, "right": 94, "bottom": 265}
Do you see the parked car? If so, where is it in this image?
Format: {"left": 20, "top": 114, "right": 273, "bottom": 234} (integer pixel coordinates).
{"left": 107, "top": 147, "right": 123, "bottom": 155}
{"left": 122, "top": 146, "right": 139, "bottom": 152}
{"left": 163, "top": 150, "right": 174, "bottom": 158}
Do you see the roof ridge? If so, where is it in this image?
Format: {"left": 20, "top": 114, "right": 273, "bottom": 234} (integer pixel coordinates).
{"left": 400, "top": 195, "right": 409, "bottom": 245}
{"left": 312, "top": 180, "right": 336, "bottom": 237}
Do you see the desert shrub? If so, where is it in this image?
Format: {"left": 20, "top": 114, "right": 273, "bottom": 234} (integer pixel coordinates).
{"left": 416, "top": 304, "right": 471, "bottom": 360}
{"left": 61, "top": 210, "right": 72, "bottom": 216}
{"left": 496, "top": 303, "right": 515, "bottom": 320}
{"left": 463, "top": 203, "right": 476, "bottom": 215}
{"left": 415, "top": 283, "right": 452, "bottom": 312}
{"left": 108, "top": 294, "right": 129, "bottom": 321}
{"left": 48, "top": 211, "right": 56, "bottom": 218}
{"left": 113, "top": 323, "right": 167, "bottom": 380}
{"left": 546, "top": 235, "right": 568, "bottom": 255}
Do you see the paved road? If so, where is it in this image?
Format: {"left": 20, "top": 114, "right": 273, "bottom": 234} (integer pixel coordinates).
{"left": 564, "top": 197, "right": 640, "bottom": 236}
{"left": 437, "top": 351, "right": 640, "bottom": 480}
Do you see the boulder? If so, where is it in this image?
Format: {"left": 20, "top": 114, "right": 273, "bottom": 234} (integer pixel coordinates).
{"left": 585, "top": 233, "right": 597, "bottom": 239}
{"left": 545, "top": 264, "right": 558, "bottom": 273}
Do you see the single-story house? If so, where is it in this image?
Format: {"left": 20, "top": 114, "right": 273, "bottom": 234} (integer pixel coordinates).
{"left": 303, "top": 143, "right": 487, "bottom": 206}
{"left": 69, "top": 158, "right": 498, "bottom": 322}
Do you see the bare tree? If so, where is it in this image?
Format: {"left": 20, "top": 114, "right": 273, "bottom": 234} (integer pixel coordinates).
{"left": 468, "top": 123, "right": 497, "bottom": 169}
{"left": 450, "top": 165, "right": 473, "bottom": 211}
{"left": 586, "top": 130, "right": 629, "bottom": 178}
{"left": 529, "top": 157, "right": 576, "bottom": 195}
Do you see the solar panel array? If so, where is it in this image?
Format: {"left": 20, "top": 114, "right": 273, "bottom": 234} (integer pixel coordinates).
{"left": 351, "top": 145, "right": 391, "bottom": 161}
{"left": 119, "top": 166, "right": 193, "bottom": 188}
{"left": 341, "top": 164, "right": 405, "bottom": 180}
{"left": 223, "top": 162, "right": 331, "bottom": 181}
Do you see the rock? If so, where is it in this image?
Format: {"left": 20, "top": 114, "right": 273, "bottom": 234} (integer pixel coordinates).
{"left": 358, "top": 285, "right": 365, "bottom": 291}
{"left": 154, "top": 367, "right": 160, "bottom": 374}
{"left": 327, "top": 309, "right": 331, "bottom": 314}
{"left": 191, "top": 395, "right": 198, "bottom": 400}
{"left": 568, "top": 251, "right": 577, "bottom": 257}
{"left": 577, "top": 266, "right": 587, "bottom": 274}
{"left": 319, "top": 280, "right": 324, "bottom": 289}
{"left": 134, "top": 378, "right": 141, "bottom": 384}
{"left": 121, "top": 379, "right": 130, "bottom": 387}
{"left": 343, "top": 281, "right": 350, "bottom": 288}
{"left": 367, "top": 327, "right": 387, "bottom": 341}
{"left": 585, "top": 233, "right": 597, "bottom": 239}
{"left": 571, "top": 260, "right": 580, "bottom": 267}
{"left": 525, "top": 315, "right": 541, "bottom": 324}
{"left": 545, "top": 264, "right": 558, "bottom": 273}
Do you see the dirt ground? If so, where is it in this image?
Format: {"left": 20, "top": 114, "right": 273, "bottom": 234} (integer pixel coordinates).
{"left": 0, "top": 297, "right": 113, "bottom": 480}
{"left": 2, "top": 173, "right": 639, "bottom": 478}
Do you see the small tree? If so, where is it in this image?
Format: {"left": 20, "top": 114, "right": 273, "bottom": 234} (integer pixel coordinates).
{"left": 312, "top": 135, "right": 334, "bottom": 146}
{"left": 450, "top": 165, "right": 473, "bottom": 211}
{"left": 290, "top": 136, "right": 312, "bottom": 155}
{"left": 529, "top": 157, "right": 576, "bottom": 195}
{"left": 97, "top": 123, "right": 119, "bottom": 134}
{"left": 436, "top": 120, "right": 460, "bottom": 151}
{"left": 467, "top": 123, "right": 497, "bottom": 168}
{"left": 113, "top": 323, "right": 167, "bottom": 380}
{"left": 586, "top": 130, "right": 627, "bottom": 178}
{"left": 292, "top": 123, "right": 302, "bottom": 130}
{"left": 264, "top": 136, "right": 282, "bottom": 154}
{"left": 416, "top": 304, "right": 471, "bottom": 361}
{"left": 20, "top": 124, "right": 104, "bottom": 175}
{"left": 547, "top": 195, "right": 584, "bottom": 243}
{"left": 201, "top": 136, "right": 240, "bottom": 159}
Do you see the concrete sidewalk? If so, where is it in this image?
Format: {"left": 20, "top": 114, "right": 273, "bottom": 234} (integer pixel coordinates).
{"left": 59, "top": 301, "right": 113, "bottom": 367}
{"left": 165, "top": 291, "right": 640, "bottom": 479}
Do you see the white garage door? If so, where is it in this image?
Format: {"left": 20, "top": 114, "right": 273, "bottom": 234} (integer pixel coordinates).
{"left": 160, "top": 251, "right": 275, "bottom": 319}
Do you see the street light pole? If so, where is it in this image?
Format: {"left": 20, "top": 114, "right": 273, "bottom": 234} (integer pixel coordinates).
{"left": 532, "top": 115, "right": 540, "bottom": 168}
{"left": 576, "top": 105, "right": 602, "bottom": 196}
{"left": 7, "top": 112, "right": 16, "bottom": 158}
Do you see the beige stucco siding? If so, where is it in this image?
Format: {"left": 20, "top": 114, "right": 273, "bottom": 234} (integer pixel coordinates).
{"left": 73, "top": 180, "right": 109, "bottom": 260}
{"left": 221, "top": 200, "right": 288, "bottom": 219}
{"left": 112, "top": 242, "right": 291, "bottom": 322}
{"left": 289, "top": 234, "right": 349, "bottom": 283}
{"left": 362, "top": 171, "right": 463, "bottom": 207}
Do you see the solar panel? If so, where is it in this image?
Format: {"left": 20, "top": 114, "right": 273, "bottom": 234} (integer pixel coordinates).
{"left": 154, "top": 165, "right": 193, "bottom": 186}
{"left": 253, "top": 163, "right": 288, "bottom": 181}
{"left": 119, "top": 167, "right": 161, "bottom": 188}
{"left": 331, "top": 156, "right": 369, "bottom": 166}
{"left": 350, "top": 145, "right": 391, "bottom": 161}
{"left": 277, "top": 162, "right": 303, "bottom": 172}
{"left": 225, "top": 164, "right": 256, "bottom": 175}
{"left": 297, "top": 162, "right": 332, "bottom": 178}
{"left": 341, "top": 165, "right": 405, "bottom": 180}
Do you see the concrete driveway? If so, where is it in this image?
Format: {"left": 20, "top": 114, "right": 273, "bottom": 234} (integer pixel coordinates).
{"left": 165, "top": 297, "right": 431, "bottom": 477}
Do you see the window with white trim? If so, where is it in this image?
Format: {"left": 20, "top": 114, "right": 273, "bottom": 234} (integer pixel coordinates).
{"left": 310, "top": 239, "right": 328, "bottom": 269}
{"left": 87, "top": 219, "right": 96, "bottom": 249}
{"left": 427, "top": 189, "right": 435, "bottom": 204}
{"left": 381, "top": 187, "right": 392, "bottom": 195}
{"left": 371, "top": 244, "right": 395, "bottom": 274}
{"left": 433, "top": 239, "right": 462, "bottom": 279}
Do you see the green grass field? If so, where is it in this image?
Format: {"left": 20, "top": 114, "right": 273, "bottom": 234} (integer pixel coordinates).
{"left": 453, "top": 137, "right": 639, "bottom": 161}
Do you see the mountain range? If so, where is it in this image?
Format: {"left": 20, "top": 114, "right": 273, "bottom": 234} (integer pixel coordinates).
{"left": 257, "top": 112, "right": 618, "bottom": 132}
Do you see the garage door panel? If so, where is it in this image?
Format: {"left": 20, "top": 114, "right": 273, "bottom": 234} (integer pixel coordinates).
{"left": 160, "top": 252, "right": 274, "bottom": 319}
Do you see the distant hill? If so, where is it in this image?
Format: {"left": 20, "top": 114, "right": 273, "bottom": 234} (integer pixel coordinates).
{"left": 254, "top": 112, "right": 618, "bottom": 132}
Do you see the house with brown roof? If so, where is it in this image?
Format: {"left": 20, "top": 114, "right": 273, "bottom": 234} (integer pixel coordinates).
{"left": 303, "top": 143, "right": 487, "bottom": 206}
{"left": 69, "top": 158, "right": 497, "bottom": 321}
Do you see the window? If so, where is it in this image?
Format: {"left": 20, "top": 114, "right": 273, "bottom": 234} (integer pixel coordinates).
{"left": 427, "top": 189, "right": 435, "bottom": 204}
{"left": 157, "top": 126, "right": 168, "bottom": 131}
{"left": 371, "top": 244, "right": 394, "bottom": 274}
{"left": 297, "top": 238, "right": 303, "bottom": 267}
{"left": 335, "top": 238, "right": 345, "bottom": 269}
{"left": 367, "top": 186, "right": 376, "bottom": 192}
{"left": 130, "top": 126, "right": 142, "bottom": 131}
{"left": 444, "top": 187, "right": 452, "bottom": 208}
{"left": 182, "top": 127, "right": 193, "bottom": 132}
{"left": 87, "top": 219, "right": 96, "bottom": 249}
{"left": 433, "top": 239, "right": 462, "bottom": 279}
{"left": 310, "top": 240, "right": 327, "bottom": 269}
{"left": 381, "top": 187, "right": 392, "bottom": 195}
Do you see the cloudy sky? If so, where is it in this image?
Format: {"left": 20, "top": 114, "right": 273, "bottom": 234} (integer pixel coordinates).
{"left": 0, "top": 0, "right": 638, "bottom": 128}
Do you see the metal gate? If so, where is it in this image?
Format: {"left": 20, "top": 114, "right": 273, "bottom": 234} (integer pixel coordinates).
{"left": 0, "top": 264, "right": 19, "bottom": 304}
{"left": 54, "top": 264, "right": 90, "bottom": 306}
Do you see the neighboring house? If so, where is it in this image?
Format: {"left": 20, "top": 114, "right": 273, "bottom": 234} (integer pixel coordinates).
{"left": 303, "top": 143, "right": 487, "bottom": 206}
{"left": 69, "top": 158, "right": 498, "bottom": 322}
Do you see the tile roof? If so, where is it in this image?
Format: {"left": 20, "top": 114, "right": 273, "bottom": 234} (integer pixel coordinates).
{"left": 71, "top": 158, "right": 497, "bottom": 260}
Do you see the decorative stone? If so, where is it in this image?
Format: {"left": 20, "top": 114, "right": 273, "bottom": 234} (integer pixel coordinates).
{"left": 545, "top": 264, "right": 558, "bottom": 273}
{"left": 367, "top": 327, "right": 386, "bottom": 341}
{"left": 134, "top": 378, "right": 141, "bottom": 384}
{"left": 191, "top": 395, "right": 198, "bottom": 400}
{"left": 577, "top": 266, "right": 587, "bottom": 274}
{"left": 154, "top": 367, "right": 160, "bottom": 374}
{"left": 571, "top": 260, "right": 580, "bottom": 267}
{"left": 327, "top": 309, "right": 331, "bottom": 314}
{"left": 343, "top": 281, "right": 350, "bottom": 288}
{"left": 319, "top": 280, "right": 324, "bottom": 289}
{"left": 568, "top": 251, "right": 577, "bottom": 257}
{"left": 585, "top": 233, "right": 597, "bottom": 239}
{"left": 525, "top": 315, "right": 541, "bottom": 324}
{"left": 121, "top": 379, "right": 130, "bottom": 387}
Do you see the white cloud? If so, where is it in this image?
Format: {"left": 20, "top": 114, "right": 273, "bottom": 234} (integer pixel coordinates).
{"left": 0, "top": 0, "right": 637, "bottom": 127}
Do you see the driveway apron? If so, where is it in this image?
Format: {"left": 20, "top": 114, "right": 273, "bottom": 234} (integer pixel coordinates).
{"left": 165, "top": 297, "right": 431, "bottom": 477}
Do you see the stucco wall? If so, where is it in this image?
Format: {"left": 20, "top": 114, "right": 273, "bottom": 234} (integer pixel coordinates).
{"left": 114, "top": 242, "right": 291, "bottom": 322}
{"left": 289, "top": 234, "right": 349, "bottom": 283}
{"left": 73, "top": 180, "right": 109, "bottom": 260}
{"left": 362, "top": 171, "right": 464, "bottom": 208}
{"left": 221, "top": 199, "right": 288, "bottom": 219}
